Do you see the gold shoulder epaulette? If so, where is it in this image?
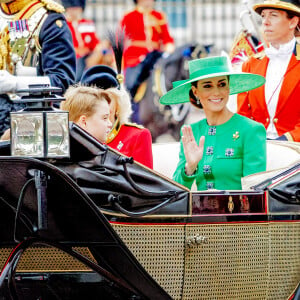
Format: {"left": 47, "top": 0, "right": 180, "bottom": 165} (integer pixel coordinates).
{"left": 253, "top": 51, "right": 266, "bottom": 59}
{"left": 40, "top": 0, "right": 65, "bottom": 13}
{"left": 125, "top": 122, "right": 145, "bottom": 129}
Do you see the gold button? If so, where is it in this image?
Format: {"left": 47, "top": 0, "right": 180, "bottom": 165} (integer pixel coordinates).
{"left": 266, "top": 118, "right": 269, "bottom": 122}
{"left": 248, "top": 104, "right": 251, "bottom": 108}
{"left": 273, "top": 118, "right": 278, "bottom": 123}
{"left": 56, "top": 20, "right": 63, "bottom": 28}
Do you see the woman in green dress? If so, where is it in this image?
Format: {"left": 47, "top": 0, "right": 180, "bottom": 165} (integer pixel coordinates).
{"left": 160, "top": 56, "right": 267, "bottom": 190}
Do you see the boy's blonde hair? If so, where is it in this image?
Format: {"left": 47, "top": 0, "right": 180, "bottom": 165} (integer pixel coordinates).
{"left": 61, "top": 85, "right": 111, "bottom": 122}
{"left": 106, "top": 87, "right": 132, "bottom": 124}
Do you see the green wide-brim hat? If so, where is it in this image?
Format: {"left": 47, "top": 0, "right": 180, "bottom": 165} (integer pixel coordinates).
{"left": 160, "top": 56, "right": 265, "bottom": 105}
{"left": 253, "top": 0, "right": 300, "bottom": 17}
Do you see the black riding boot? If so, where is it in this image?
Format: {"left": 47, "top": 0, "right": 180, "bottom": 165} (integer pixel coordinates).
{"left": 125, "top": 50, "right": 163, "bottom": 123}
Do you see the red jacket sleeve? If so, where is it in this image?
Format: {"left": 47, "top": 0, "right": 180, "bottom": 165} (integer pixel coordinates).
{"left": 237, "top": 60, "right": 252, "bottom": 118}
{"left": 132, "top": 128, "right": 153, "bottom": 169}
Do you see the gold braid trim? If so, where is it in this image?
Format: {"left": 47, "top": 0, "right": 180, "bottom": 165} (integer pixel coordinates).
{"left": 1, "top": 0, "right": 29, "bottom": 14}
{"left": 0, "top": 1, "right": 43, "bottom": 70}
{"left": 106, "top": 119, "right": 145, "bottom": 143}
{"left": 0, "top": 31, "right": 10, "bottom": 71}
{"left": 14, "top": 1, "right": 44, "bottom": 19}
{"left": 106, "top": 118, "right": 121, "bottom": 143}
{"left": 0, "top": 0, "right": 63, "bottom": 71}
{"left": 39, "top": 0, "right": 65, "bottom": 13}
{"left": 124, "top": 122, "right": 144, "bottom": 129}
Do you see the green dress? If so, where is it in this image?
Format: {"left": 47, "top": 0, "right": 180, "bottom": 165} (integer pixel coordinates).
{"left": 173, "top": 114, "right": 266, "bottom": 190}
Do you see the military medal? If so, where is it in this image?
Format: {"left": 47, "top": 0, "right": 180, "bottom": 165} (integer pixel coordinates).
{"left": 21, "top": 20, "right": 29, "bottom": 38}
{"left": 8, "top": 20, "right": 29, "bottom": 41}
{"left": 15, "top": 21, "right": 22, "bottom": 39}
{"left": 8, "top": 21, "right": 16, "bottom": 41}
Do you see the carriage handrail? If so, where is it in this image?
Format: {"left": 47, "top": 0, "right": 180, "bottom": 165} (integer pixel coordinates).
{"left": 252, "top": 162, "right": 300, "bottom": 190}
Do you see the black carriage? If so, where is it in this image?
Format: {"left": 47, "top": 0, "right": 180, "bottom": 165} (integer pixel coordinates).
{"left": 0, "top": 87, "right": 299, "bottom": 299}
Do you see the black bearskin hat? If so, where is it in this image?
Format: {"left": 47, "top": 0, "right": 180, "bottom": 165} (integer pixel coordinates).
{"left": 61, "top": 0, "right": 86, "bottom": 10}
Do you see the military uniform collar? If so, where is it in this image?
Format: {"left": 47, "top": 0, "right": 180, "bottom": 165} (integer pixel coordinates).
{"left": 255, "top": 38, "right": 300, "bottom": 60}
{"left": 1, "top": 0, "right": 28, "bottom": 15}
{"left": 106, "top": 118, "right": 121, "bottom": 143}
{"left": 136, "top": 5, "right": 153, "bottom": 13}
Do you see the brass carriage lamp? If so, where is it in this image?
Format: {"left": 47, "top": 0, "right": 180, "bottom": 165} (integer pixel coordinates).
{"left": 10, "top": 85, "right": 70, "bottom": 158}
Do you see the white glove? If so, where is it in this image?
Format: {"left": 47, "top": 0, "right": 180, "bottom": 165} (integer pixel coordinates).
{"left": 15, "top": 61, "right": 37, "bottom": 76}
{"left": 16, "top": 75, "right": 51, "bottom": 92}
{"left": 162, "top": 52, "right": 170, "bottom": 59}
{"left": 0, "top": 70, "right": 50, "bottom": 94}
{"left": 0, "top": 70, "right": 17, "bottom": 93}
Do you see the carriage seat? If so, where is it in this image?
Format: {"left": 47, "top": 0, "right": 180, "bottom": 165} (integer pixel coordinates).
{"left": 152, "top": 140, "right": 300, "bottom": 191}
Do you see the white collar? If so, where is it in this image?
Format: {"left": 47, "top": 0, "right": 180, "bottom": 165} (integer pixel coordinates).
{"left": 265, "top": 37, "right": 296, "bottom": 58}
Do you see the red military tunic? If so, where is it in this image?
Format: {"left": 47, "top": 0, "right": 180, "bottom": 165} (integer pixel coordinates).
{"left": 107, "top": 121, "right": 153, "bottom": 169}
{"left": 67, "top": 18, "right": 100, "bottom": 59}
{"left": 237, "top": 42, "right": 300, "bottom": 142}
{"left": 120, "top": 6, "right": 174, "bottom": 69}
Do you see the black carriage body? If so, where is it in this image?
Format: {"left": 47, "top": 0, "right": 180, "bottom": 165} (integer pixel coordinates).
{"left": 0, "top": 123, "right": 299, "bottom": 299}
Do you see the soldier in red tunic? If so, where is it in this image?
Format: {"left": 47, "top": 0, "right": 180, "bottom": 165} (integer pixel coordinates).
{"left": 120, "top": 0, "right": 175, "bottom": 122}
{"left": 106, "top": 87, "right": 153, "bottom": 169}
{"left": 61, "top": 0, "right": 114, "bottom": 81}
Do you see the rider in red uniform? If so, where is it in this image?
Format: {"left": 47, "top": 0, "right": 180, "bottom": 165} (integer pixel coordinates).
{"left": 120, "top": 0, "right": 175, "bottom": 122}
{"left": 61, "top": 0, "right": 103, "bottom": 81}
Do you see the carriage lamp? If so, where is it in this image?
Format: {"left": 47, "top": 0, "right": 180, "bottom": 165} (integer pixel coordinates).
{"left": 10, "top": 85, "right": 70, "bottom": 158}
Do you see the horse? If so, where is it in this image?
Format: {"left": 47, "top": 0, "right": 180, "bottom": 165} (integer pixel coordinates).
{"left": 134, "top": 43, "right": 212, "bottom": 142}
